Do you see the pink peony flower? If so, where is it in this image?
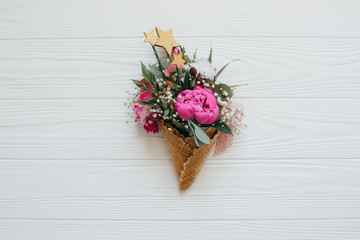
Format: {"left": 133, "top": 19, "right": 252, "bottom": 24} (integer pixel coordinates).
{"left": 163, "top": 69, "right": 170, "bottom": 77}
{"left": 174, "top": 86, "right": 219, "bottom": 124}
{"left": 168, "top": 64, "right": 177, "bottom": 73}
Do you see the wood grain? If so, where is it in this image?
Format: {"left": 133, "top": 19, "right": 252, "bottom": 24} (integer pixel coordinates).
{"left": 0, "top": 38, "right": 359, "bottom": 99}
{"left": 1, "top": 0, "right": 360, "bottom": 39}
{"left": 0, "top": 98, "right": 359, "bottom": 160}
{"left": 1, "top": 219, "right": 360, "bottom": 240}
{"left": 0, "top": 159, "right": 359, "bottom": 220}
{"left": 1, "top": 0, "right": 360, "bottom": 238}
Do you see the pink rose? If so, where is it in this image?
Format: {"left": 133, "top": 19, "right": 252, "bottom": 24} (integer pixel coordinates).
{"left": 168, "top": 64, "right": 177, "bottom": 73}
{"left": 163, "top": 69, "right": 170, "bottom": 77}
{"left": 174, "top": 86, "right": 219, "bottom": 124}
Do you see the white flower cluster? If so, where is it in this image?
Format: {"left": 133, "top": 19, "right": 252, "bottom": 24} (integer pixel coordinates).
{"left": 216, "top": 97, "right": 228, "bottom": 107}
{"left": 155, "top": 78, "right": 166, "bottom": 88}
{"left": 156, "top": 85, "right": 176, "bottom": 103}
{"left": 149, "top": 108, "right": 162, "bottom": 118}
{"left": 170, "top": 71, "right": 186, "bottom": 83}
{"left": 220, "top": 103, "right": 245, "bottom": 135}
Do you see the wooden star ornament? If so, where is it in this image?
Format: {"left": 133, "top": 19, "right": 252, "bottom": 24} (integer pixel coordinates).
{"left": 171, "top": 52, "right": 186, "bottom": 68}
{"left": 144, "top": 30, "right": 158, "bottom": 46}
{"left": 155, "top": 27, "right": 179, "bottom": 56}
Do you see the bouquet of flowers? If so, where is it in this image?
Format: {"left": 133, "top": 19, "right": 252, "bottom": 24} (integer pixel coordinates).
{"left": 129, "top": 28, "right": 245, "bottom": 190}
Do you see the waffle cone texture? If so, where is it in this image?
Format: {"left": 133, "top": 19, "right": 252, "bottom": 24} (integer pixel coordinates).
{"left": 159, "top": 121, "right": 219, "bottom": 191}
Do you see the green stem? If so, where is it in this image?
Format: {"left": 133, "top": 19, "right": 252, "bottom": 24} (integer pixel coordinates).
{"left": 177, "top": 68, "right": 182, "bottom": 90}
{"left": 151, "top": 45, "right": 166, "bottom": 79}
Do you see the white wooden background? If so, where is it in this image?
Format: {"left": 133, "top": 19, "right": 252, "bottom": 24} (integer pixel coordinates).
{"left": 1, "top": 0, "right": 360, "bottom": 239}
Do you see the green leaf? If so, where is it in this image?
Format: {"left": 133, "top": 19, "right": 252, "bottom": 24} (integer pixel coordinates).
{"left": 159, "top": 57, "right": 171, "bottom": 69}
{"left": 218, "top": 83, "right": 234, "bottom": 100}
{"left": 214, "top": 120, "right": 232, "bottom": 135}
{"left": 193, "top": 48, "right": 198, "bottom": 61}
{"left": 131, "top": 79, "right": 149, "bottom": 92}
{"left": 135, "top": 97, "right": 155, "bottom": 103}
{"left": 163, "top": 109, "right": 169, "bottom": 116}
{"left": 138, "top": 101, "right": 157, "bottom": 107}
{"left": 149, "top": 64, "right": 164, "bottom": 81}
{"left": 180, "top": 46, "right": 186, "bottom": 53}
{"left": 184, "top": 70, "right": 190, "bottom": 90}
{"left": 189, "top": 121, "right": 210, "bottom": 147}
{"left": 229, "top": 83, "right": 248, "bottom": 88}
{"left": 188, "top": 123, "right": 202, "bottom": 147}
{"left": 140, "top": 61, "right": 154, "bottom": 83}
{"left": 171, "top": 119, "right": 187, "bottom": 133}
{"left": 215, "top": 59, "right": 240, "bottom": 79}
{"left": 177, "top": 68, "right": 182, "bottom": 90}
{"left": 208, "top": 48, "right": 213, "bottom": 63}
{"left": 184, "top": 54, "right": 191, "bottom": 63}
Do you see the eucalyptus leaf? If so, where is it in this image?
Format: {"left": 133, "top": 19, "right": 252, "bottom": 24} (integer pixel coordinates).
{"left": 214, "top": 120, "right": 232, "bottom": 135}
{"left": 215, "top": 59, "right": 240, "bottom": 79}
{"left": 159, "top": 57, "right": 171, "bottom": 69}
{"left": 149, "top": 64, "right": 164, "bottom": 81}
{"left": 188, "top": 123, "right": 204, "bottom": 147}
{"left": 163, "top": 109, "right": 169, "bottom": 116}
{"left": 194, "top": 134, "right": 205, "bottom": 147}
{"left": 189, "top": 120, "right": 210, "bottom": 146}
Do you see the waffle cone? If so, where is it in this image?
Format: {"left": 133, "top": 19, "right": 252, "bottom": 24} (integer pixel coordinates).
{"left": 159, "top": 121, "right": 219, "bottom": 191}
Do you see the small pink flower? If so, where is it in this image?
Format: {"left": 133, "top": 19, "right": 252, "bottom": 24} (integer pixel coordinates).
{"left": 133, "top": 82, "right": 159, "bottom": 133}
{"left": 178, "top": 63, "right": 184, "bottom": 70}
{"left": 144, "top": 120, "right": 159, "bottom": 133}
{"left": 133, "top": 96, "right": 151, "bottom": 125}
{"left": 214, "top": 68, "right": 217, "bottom": 72}
{"left": 174, "top": 86, "right": 219, "bottom": 124}
{"left": 163, "top": 69, "right": 170, "bottom": 77}
{"left": 168, "top": 64, "right": 177, "bottom": 73}
{"left": 172, "top": 47, "right": 180, "bottom": 55}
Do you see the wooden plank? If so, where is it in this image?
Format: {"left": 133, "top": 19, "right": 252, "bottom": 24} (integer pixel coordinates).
{"left": 1, "top": 0, "right": 360, "bottom": 38}
{"left": 0, "top": 38, "right": 359, "bottom": 99}
{"left": 1, "top": 219, "right": 360, "bottom": 240}
{"left": 0, "top": 159, "right": 359, "bottom": 220}
{"left": 0, "top": 98, "right": 359, "bottom": 160}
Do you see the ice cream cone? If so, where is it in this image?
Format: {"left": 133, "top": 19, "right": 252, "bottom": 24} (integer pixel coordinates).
{"left": 159, "top": 120, "right": 219, "bottom": 191}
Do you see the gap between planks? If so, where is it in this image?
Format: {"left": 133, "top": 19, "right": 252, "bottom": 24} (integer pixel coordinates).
{"left": 1, "top": 36, "right": 360, "bottom": 41}
{"left": 1, "top": 217, "right": 360, "bottom": 222}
